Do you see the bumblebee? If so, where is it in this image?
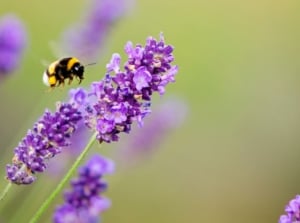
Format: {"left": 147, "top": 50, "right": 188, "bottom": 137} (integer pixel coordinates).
{"left": 43, "top": 57, "right": 84, "bottom": 88}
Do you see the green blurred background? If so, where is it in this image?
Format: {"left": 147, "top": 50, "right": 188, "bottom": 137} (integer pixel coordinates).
{"left": 1, "top": 0, "right": 300, "bottom": 222}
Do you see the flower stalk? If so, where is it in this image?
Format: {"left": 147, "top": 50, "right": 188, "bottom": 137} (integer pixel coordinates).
{"left": 0, "top": 182, "right": 12, "bottom": 202}
{"left": 29, "top": 132, "right": 97, "bottom": 223}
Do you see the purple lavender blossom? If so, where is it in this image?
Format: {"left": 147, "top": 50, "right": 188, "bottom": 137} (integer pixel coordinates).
{"left": 60, "top": 0, "right": 133, "bottom": 61}
{"left": 279, "top": 195, "right": 300, "bottom": 223}
{"left": 0, "top": 14, "right": 27, "bottom": 76}
{"left": 53, "top": 155, "right": 113, "bottom": 223}
{"left": 116, "top": 98, "right": 187, "bottom": 167}
{"left": 84, "top": 33, "right": 178, "bottom": 143}
{"left": 6, "top": 102, "right": 82, "bottom": 184}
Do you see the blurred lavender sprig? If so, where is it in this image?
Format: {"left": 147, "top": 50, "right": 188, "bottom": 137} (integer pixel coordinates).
{"left": 60, "top": 0, "right": 133, "bottom": 61}
{"left": 116, "top": 98, "right": 187, "bottom": 167}
{"left": 53, "top": 155, "right": 113, "bottom": 223}
{"left": 279, "top": 195, "right": 300, "bottom": 223}
{"left": 0, "top": 14, "right": 27, "bottom": 76}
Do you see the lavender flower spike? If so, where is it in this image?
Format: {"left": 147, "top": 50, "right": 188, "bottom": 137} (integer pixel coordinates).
{"left": 279, "top": 195, "right": 300, "bottom": 223}
{"left": 53, "top": 155, "right": 114, "bottom": 223}
{"left": 6, "top": 102, "right": 82, "bottom": 185}
{"left": 0, "top": 14, "right": 27, "bottom": 76}
{"left": 85, "top": 33, "right": 178, "bottom": 143}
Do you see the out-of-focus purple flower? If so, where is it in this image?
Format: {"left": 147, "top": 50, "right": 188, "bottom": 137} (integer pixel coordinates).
{"left": 0, "top": 14, "right": 27, "bottom": 76}
{"left": 6, "top": 102, "right": 82, "bottom": 185}
{"left": 53, "top": 155, "right": 113, "bottom": 223}
{"left": 279, "top": 195, "right": 300, "bottom": 223}
{"left": 69, "top": 88, "right": 89, "bottom": 108}
{"left": 116, "top": 98, "right": 187, "bottom": 166}
{"left": 84, "top": 33, "right": 178, "bottom": 143}
{"left": 60, "top": 0, "right": 134, "bottom": 61}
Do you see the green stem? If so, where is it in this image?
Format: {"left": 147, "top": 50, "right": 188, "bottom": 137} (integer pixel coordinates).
{"left": 0, "top": 182, "right": 12, "bottom": 202}
{"left": 29, "top": 132, "right": 98, "bottom": 223}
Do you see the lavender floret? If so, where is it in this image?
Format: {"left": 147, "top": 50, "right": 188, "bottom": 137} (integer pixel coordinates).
{"left": 279, "top": 195, "right": 300, "bottom": 223}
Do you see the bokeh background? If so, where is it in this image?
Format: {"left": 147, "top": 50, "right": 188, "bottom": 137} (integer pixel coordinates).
{"left": 1, "top": 0, "right": 300, "bottom": 222}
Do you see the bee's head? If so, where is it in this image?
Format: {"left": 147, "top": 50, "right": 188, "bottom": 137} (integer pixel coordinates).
{"left": 72, "top": 63, "right": 84, "bottom": 79}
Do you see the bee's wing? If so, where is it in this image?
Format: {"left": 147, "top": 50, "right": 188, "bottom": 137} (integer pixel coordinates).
{"left": 41, "top": 59, "right": 50, "bottom": 67}
{"left": 49, "top": 40, "right": 69, "bottom": 59}
{"left": 40, "top": 40, "right": 68, "bottom": 68}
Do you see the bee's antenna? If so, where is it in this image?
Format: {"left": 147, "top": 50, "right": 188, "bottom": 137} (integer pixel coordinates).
{"left": 85, "top": 62, "right": 97, "bottom": 67}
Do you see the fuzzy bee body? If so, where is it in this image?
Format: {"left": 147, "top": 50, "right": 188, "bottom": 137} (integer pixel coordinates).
{"left": 43, "top": 57, "right": 84, "bottom": 88}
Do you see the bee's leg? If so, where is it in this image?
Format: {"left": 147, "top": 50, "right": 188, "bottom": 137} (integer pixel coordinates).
{"left": 45, "top": 84, "right": 55, "bottom": 93}
{"left": 57, "top": 71, "right": 65, "bottom": 88}
{"left": 45, "top": 87, "right": 53, "bottom": 93}
{"left": 60, "top": 80, "right": 65, "bottom": 88}
{"left": 57, "top": 78, "right": 65, "bottom": 88}
{"left": 78, "top": 76, "right": 83, "bottom": 84}
{"left": 68, "top": 76, "right": 73, "bottom": 85}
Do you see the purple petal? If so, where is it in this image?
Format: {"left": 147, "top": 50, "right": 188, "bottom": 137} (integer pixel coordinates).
{"left": 106, "top": 53, "right": 121, "bottom": 73}
{"left": 133, "top": 67, "right": 152, "bottom": 91}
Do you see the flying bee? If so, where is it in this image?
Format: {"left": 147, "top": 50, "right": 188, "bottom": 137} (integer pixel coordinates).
{"left": 43, "top": 57, "right": 85, "bottom": 89}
